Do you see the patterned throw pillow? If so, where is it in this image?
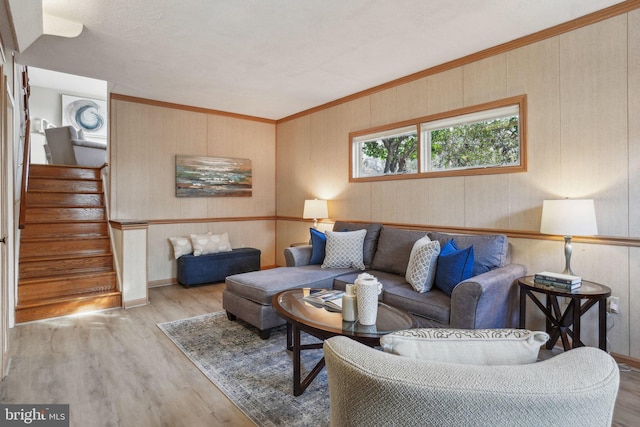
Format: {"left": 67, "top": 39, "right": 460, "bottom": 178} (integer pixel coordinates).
{"left": 190, "top": 232, "right": 232, "bottom": 256}
{"left": 168, "top": 236, "right": 193, "bottom": 259}
{"left": 321, "top": 229, "right": 366, "bottom": 270}
{"left": 380, "top": 328, "right": 550, "bottom": 365}
{"left": 405, "top": 236, "right": 440, "bottom": 293}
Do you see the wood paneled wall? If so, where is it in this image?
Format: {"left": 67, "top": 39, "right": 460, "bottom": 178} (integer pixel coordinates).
{"left": 276, "top": 11, "right": 640, "bottom": 358}
{"left": 109, "top": 98, "right": 276, "bottom": 282}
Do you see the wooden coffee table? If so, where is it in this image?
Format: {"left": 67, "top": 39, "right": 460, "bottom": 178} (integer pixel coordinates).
{"left": 272, "top": 288, "right": 417, "bottom": 396}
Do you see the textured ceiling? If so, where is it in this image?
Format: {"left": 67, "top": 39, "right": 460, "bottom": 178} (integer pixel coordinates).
{"left": 10, "top": 0, "right": 625, "bottom": 120}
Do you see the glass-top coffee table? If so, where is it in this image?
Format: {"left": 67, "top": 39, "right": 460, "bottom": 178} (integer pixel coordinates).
{"left": 272, "top": 288, "right": 417, "bottom": 396}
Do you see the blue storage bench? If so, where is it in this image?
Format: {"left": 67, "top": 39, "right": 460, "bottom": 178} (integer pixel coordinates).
{"left": 177, "top": 247, "right": 261, "bottom": 287}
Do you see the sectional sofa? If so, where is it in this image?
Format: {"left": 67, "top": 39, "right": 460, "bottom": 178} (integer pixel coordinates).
{"left": 223, "top": 221, "right": 526, "bottom": 338}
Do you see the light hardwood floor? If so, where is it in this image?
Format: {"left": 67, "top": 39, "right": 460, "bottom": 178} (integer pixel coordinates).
{"left": 0, "top": 283, "right": 638, "bottom": 426}
{"left": 0, "top": 284, "right": 254, "bottom": 427}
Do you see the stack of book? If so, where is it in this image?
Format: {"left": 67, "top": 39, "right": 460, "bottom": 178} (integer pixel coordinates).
{"left": 534, "top": 271, "right": 582, "bottom": 290}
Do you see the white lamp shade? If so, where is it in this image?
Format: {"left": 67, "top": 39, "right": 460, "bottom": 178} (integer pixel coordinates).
{"left": 540, "top": 199, "right": 598, "bottom": 236}
{"left": 303, "top": 199, "right": 328, "bottom": 219}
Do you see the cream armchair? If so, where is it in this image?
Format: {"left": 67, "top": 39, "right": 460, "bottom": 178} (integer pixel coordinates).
{"left": 324, "top": 335, "right": 619, "bottom": 427}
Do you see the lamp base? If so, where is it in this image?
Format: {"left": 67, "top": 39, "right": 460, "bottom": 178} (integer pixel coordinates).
{"left": 562, "top": 235, "right": 575, "bottom": 276}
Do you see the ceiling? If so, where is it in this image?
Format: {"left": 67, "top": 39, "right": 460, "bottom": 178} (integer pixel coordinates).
{"left": 28, "top": 67, "right": 107, "bottom": 99}
{"left": 7, "top": 0, "right": 626, "bottom": 120}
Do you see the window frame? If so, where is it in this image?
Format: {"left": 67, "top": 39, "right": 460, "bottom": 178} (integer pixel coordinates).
{"left": 351, "top": 124, "right": 419, "bottom": 178}
{"left": 349, "top": 95, "right": 527, "bottom": 182}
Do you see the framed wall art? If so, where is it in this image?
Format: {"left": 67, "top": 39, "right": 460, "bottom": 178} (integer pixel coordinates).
{"left": 62, "top": 94, "right": 107, "bottom": 139}
{"left": 175, "top": 155, "right": 252, "bottom": 197}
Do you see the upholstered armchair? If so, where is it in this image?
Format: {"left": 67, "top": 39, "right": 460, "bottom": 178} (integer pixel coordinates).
{"left": 324, "top": 334, "right": 620, "bottom": 427}
{"left": 44, "top": 126, "right": 106, "bottom": 167}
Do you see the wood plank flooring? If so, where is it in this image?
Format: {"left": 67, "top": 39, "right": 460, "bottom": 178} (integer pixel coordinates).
{"left": 0, "top": 283, "right": 638, "bottom": 426}
{"left": 0, "top": 284, "right": 254, "bottom": 427}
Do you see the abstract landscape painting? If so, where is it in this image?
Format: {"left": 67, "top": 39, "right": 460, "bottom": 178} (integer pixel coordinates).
{"left": 176, "top": 155, "right": 252, "bottom": 197}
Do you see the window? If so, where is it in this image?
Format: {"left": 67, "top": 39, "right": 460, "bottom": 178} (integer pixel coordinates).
{"left": 352, "top": 125, "right": 418, "bottom": 178}
{"left": 350, "top": 95, "right": 526, "bottom": 181}
{"left": 422, "top": 104, "right": 520, "bottom": 172}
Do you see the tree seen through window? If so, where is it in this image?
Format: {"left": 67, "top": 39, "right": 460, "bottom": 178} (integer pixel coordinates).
{"left": 429, "top": 116, "right": 519, "bottom": 170}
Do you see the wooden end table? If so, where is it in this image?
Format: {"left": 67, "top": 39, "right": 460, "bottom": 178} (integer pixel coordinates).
{"left": 518, "top": 276, "right": 611, "bottom": 351}
{"left": 272, "top": 288, "right": 417, "bottom": 396}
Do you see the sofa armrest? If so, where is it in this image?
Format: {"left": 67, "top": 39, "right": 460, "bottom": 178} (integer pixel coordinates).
{"left": 450, "top": 263, "right": 526, "bottom": 329}
{"left": 71, "top": 138, "right": 107, "bottom": 149}
{"left": 284, "top": 245, "right": 313, "bottom": 267}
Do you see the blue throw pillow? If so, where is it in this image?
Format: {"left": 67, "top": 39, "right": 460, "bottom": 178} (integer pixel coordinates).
{"left": 309, "top": 228, "right": 326, "bottom": 265}
{"left": 434, "top": 244, "right": 474, "bottom": 297}
{"left": 439, "top": 239, "right": 458, "bottom": 256}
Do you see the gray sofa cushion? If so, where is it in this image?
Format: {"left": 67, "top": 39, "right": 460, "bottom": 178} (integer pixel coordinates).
{"left": 371, "top": 227, "right": 428, "bottom": 276}
{"left": 382, "top": 284, "right": 451, "bottom": 325}
{"left": 332, "top": 270, "right": 409, "bottom": 293}
{"left": 333, "top": 221, "right": 382, "bottom": 268}
{"left": 430, "top": 231, "right": 509, "bottom": 276}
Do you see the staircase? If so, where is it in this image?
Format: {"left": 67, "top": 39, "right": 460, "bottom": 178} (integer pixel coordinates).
{"left": 16, "top": 164, "right": 121, "bottom": 323}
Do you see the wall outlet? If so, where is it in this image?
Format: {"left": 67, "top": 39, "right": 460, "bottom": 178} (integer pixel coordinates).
{"left": 607, "top": 296, "right": 619, "bottom": 313}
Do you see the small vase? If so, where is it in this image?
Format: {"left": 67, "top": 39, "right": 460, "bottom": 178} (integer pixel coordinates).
{"left": 342, "top": 284, "right": 357, "bottom": 322}
{"left": 355, "top": 273, "right": 382, "bottom": 326}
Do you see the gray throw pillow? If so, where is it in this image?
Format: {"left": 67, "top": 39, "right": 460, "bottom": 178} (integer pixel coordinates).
{"left": 452, "top": 234, "right": 508, "bottom": 276}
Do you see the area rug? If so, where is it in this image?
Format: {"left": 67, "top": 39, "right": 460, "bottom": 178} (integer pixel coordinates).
{"left": 157, "top": 312, "right": 329, "bottom": 427}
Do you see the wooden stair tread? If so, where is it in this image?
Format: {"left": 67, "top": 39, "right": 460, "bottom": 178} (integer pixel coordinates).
{"left": 23, "top": 219, "right": 108, "bottom": 224}
{"left": 30, "top": 164, "right": 101, "bottom": 170}
{"left": 17, "top": 290, "right": 121, "bottom": 307}
{"left": 19, "top": 285, "right": 118, "bottom": 305}
{"left": 16, "top": 291, "right": 122, "bottom": 323}
{"left": 20, "top": 252, "right": 113, "bottom": 262}
{"left": 19, "top": 283, "right": 118, "bottom": 302}
{"left": 24, "top": 219, "right": 106, "bottom": 225}
{"left": 29, "top": 176, "right": 101, "bottom": 181}
{"left": 21, "top": 235, "right": 110, "bottom": 243}
{"left": 24, "top": 205, "right": 105, "bottom": 209}
{"left": 26, "top": 191, "right": 103, "bottom": 197}
{"left": 18, "top": 271, "right": 116, "bottom": 285}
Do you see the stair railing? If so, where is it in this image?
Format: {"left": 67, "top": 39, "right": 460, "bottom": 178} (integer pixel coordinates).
{"left": 101, "top": 162, "right": 124, "bottom": 295}
{"left": 18, "top": 68, "right": 31, "bottom": 230}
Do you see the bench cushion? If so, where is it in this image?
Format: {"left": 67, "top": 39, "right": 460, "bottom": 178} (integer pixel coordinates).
{"left": 178, "top": 247, "right": 260, "bottom": 286}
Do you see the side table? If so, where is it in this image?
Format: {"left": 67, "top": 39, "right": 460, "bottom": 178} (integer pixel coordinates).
{"left": 518, "top": 276, "right": 611, "bottom": 351}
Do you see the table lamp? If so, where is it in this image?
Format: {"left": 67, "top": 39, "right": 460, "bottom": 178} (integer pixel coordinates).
{"left": 540, "top": 199, "right": 598, "bottom": 276}
{"left": 303, "top": 199, "right": 328, "bottom": 229}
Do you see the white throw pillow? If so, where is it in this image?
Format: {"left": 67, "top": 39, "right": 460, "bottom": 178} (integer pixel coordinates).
{"left": 380, "top": 328, "right": 549, "bottom": 365}
{"left": 190, "top": 232, "right": 232, "bottom": 256}
{"left": 405, "top": 236, "right": 440, "bottom": 293}
{"left": 321, "top": 229, "right": 366, "bottom": 270}
{"left": 168, "top": 236, "right": 193, "bottom": 259}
